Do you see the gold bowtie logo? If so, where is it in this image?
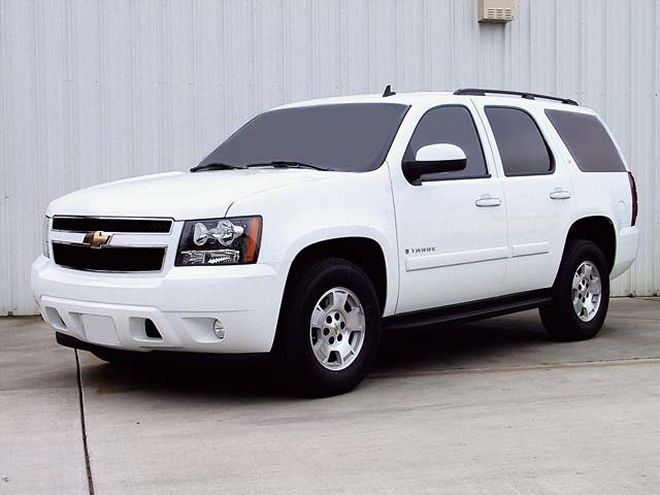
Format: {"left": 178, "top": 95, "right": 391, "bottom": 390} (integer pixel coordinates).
{"left": 83, "top": 231, "right": 112, "bottom": 248}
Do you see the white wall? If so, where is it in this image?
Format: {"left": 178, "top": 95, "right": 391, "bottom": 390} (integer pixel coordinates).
{"left": 1, "top": 0, "right": 658, "bottom": 315}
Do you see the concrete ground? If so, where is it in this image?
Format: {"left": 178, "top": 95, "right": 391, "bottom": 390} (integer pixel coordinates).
{"left": 1, "top": 298, "right": 659, "bottom": 495}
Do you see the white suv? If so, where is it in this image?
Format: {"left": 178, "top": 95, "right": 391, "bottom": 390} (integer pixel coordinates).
{"left": 32, "top": 88, "right": 639, "bottom": 396}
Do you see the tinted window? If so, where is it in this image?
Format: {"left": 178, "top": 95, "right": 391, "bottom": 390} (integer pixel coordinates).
{"left": 403, "top": 105, "right": 488, "bottom": 181}
{"left": 485, "top": 107, "right": 553, "bottom": 176}
{"left": 545, "top": 110, "right": 625, "bottom": 172}
{"left": 199, "top": 103, "right": 409, "bottom": 172}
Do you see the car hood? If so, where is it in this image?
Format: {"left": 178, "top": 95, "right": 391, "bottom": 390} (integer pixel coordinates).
{"left": 46, "top": 169, "right": 333, "bottom": 220}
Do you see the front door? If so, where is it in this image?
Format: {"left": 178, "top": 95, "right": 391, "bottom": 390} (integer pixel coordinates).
{"left": 391, "top": 103, "right": 508, "bottom": 314}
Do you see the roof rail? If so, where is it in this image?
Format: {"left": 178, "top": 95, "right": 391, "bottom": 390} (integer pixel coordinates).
{"left": 453, "top": 88, "right": 579, "bottom": 106}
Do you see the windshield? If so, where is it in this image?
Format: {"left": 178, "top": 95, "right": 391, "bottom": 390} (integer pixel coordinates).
{"left": 198, "top": 103, "right": 409, "bottom": 172}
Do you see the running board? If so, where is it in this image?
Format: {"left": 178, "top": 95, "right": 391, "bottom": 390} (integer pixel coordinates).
{"left": 383, "top": 290, "right": 552, "bottom": 330}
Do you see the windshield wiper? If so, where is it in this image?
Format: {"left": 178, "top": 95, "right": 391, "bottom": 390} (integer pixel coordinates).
{"left": 191, "top": 160, "right": 333, "bottom": 173}
{"left": 246, "top": 160, "right": 333, "bottom": 172}
{"left": 190, "top": 162, "right": 247, "bottom": 173}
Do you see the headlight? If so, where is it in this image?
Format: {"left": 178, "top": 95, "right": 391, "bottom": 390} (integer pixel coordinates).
{"left": 42, "top": 217, "right": 50, "bottom": 258}
{"left": 175, "top": 216, "right": 262, "bottom": 266}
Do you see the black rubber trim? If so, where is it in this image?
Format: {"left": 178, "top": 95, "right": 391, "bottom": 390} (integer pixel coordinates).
{"left": 55, "top": 332, "right": 269, "bottom": 364}
{"left": 383, "top": 289, "right": 552, "bottom": 330}
{"left": 52, "top": 216, "right": 172, "bottom": 233}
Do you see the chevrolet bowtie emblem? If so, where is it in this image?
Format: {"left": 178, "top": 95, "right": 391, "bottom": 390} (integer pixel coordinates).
{"left": 83, "top": 231, "right": 112, "bottom": 248}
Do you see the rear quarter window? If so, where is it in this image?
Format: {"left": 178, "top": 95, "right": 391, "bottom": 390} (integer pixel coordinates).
{"left": 545, "top": 110, "right": 626, "bottom": 172}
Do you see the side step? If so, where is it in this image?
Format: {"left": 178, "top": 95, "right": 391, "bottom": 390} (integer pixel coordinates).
{"left": 383, "top": 289, "right": 552, "bottom": 330}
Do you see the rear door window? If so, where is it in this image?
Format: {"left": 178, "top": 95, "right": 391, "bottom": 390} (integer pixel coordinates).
{"left": 485, "top": 107, "right": 554, "bottom": 177}
{"left": 545, "top": 110, "right": 626, "bottom": 172}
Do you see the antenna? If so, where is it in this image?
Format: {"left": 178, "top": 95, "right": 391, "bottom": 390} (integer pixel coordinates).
{"left": 382, "top": 85, "right": 396, "bottom": 97}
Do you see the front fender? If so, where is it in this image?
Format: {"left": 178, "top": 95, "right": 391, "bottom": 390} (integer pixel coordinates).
{"left": 226, "top": 167, "right": 399, "bottom": 315}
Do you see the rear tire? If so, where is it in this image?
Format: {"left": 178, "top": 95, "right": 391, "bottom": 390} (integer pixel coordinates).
{"left": 277, "top": 258, "right": 381, "bottom": 397}
{"left": 539, "top": 240, "right": 610, "bottom": 341}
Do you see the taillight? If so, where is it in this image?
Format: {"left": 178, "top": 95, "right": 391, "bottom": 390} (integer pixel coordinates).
{"left": 628, "top": 171, "right": 638, "bottom": 226}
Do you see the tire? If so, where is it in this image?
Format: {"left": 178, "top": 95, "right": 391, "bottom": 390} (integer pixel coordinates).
{"left": 277, "top": 257, "right": 382, "bottom": 397}
{"left": 539, "top": 239, "right": 610, "bottom": 341}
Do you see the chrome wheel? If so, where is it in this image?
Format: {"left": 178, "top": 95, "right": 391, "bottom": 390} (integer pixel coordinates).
{"left": 309, "top": 287, "right": 366, "bottom": 371}
{"left": 572, "top": 261, "right": 602, "bottom": 322}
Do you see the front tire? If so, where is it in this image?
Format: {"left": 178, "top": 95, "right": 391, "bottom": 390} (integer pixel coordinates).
{"left": 540, "top": 240, "right": 610, "bottom": 341}
{"left": 278, "top": 258, "right": 381, "bottom": 397}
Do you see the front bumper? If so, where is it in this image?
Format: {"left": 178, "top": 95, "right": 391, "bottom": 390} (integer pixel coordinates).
{"left": 31, "top": 256, "right": 288, "bottom": 353}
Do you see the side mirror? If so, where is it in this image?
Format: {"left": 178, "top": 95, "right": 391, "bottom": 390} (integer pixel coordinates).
{"left": 402, "top": 143, "right": 467, "bottom": 185}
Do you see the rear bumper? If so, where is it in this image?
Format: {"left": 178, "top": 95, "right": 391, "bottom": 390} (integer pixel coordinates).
{"left": 32, "top": 256, "right": 288, "bottom": 353}
{"left": 611, "top": 226, "right": 640, "bottom": 280}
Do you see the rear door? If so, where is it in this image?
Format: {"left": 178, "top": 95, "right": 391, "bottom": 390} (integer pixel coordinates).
{"left": 475, "top": 103, "right": 577, "bottom": 293}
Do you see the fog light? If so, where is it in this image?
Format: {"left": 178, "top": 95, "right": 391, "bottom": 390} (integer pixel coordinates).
{"left": 213, "top": 319, "right": 226, "bottom": 340}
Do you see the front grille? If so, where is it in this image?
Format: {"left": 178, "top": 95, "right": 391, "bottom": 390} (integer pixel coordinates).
{"left": 52, "top": 216, "right": 172, "bottom": 233}
{"left": 52, "top": 243, "right": 166, "bottom": 272}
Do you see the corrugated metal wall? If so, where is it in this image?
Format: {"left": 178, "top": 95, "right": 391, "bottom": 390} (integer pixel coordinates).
{"left": 1, "top": 0, "right": 658, "bottom": 315}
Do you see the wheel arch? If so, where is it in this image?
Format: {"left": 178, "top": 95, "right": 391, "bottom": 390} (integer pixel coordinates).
{"left": 563, "top": 216, "right": 616, "bottom": 272}
{"left": 283, "top": 236, "right": 389, "bottom": 315}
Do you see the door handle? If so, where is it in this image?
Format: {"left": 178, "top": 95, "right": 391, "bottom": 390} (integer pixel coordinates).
{"left": 549, "top": 189, "right": 572, "bottom": 200}
{"left": 475, "top": 195, "right": 502, "bottom": 207}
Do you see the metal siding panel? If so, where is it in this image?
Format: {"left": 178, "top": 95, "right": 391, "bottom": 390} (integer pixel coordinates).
{"left": 0, "top": 0, "right": 11, "bottom": 314}
{"left": 102, "top": 1, "right": 135, "bottom": 180}
{"left": 62, "top": 0, "right": 79, "bottom": 193}
{"left": 421, "top": 0, "right": 453, "bottom": 91}
{"left": 479, "top": 22, "right": 506, "bottom": 89}
{"left": 451, "top": 0, "right": 480, "bottom": 88}
{"left": 195, "top": 0, "right": 228, "bottom": 159}
{"left": 132, "top": 1, "right": 163, "bottom": 176}
{"left": 605, "top": 0, "right": 634, "bottom": 296}
{"left": 255, "top": 0, "right": 285, "bottom": 110}
{"left": 506, "top": 0, "right": 531, "bottom": 91}
{"left": 287, "top": 0, "right": 314, "bottom": 101}
{"left": 224, "top": 1, "right": 257, "bottom": 136}
{"left": 3, "top": 0, "right": 41, "bottom": 315}
{"left": 581, "top": 0, "right": 608, "bottom": 112}
{"left": 554, "top": 0, "right": 581, "bottom": 101}
{"left": 654, "top": 0, "right": 660, "bottom": 296}
{"left": 367, "top": 0, "right": 398, "bottom": 91}
{"left": 395, "top": 0, "right": 424, "bottom": 91}
{"left": 340, "top": 0, "right": 370, "bottom": 94}
{"left": 73, "top": 0, "right": 104, "bottom": 189}
{"left": 169, "top": 0, "right": 197, "bottom": 171}
{"left": 533, "top": 0, "right": 559, "bottom": 95}
{"left": 30, "top": 0, "right": 67, "bottom": 313}
{"left": 624, "top": 0, "right": 659, "bottom": 296}
{"left": 2, "top": 0, "right": 659, "bottom": 314}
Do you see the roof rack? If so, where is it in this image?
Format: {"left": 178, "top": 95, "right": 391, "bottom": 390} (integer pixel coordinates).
{"left": 453, "top": 88, "right": 579, "bottom": 106}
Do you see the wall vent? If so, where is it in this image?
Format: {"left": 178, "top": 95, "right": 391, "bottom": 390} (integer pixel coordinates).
{"left": 478, "top": 0, "right": 514, "bottom": 23}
